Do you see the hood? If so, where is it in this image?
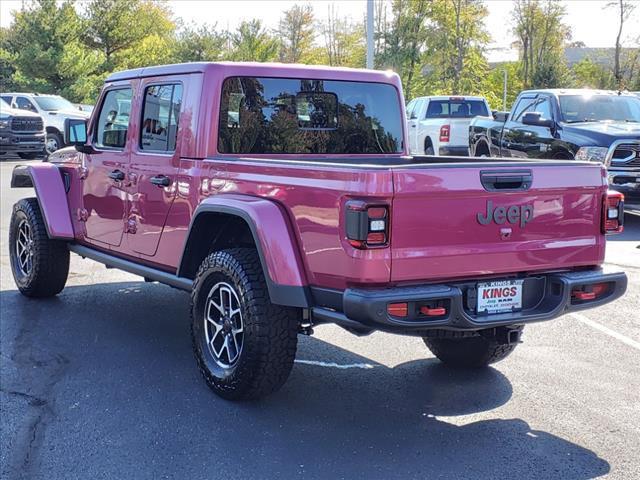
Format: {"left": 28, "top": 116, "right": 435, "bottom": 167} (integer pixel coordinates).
{"left": 44, "top": 109, "right": 90, "bottom": 119}
{"left": 562, "top": 121, "right": 640, "bottom": 144}
{"left": 0, "top": 104, "right": 42, "bottom": 119}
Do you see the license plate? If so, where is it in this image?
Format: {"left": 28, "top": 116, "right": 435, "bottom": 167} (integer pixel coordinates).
{"left": 477, "top": 280, "right": 524, "bottom": 314}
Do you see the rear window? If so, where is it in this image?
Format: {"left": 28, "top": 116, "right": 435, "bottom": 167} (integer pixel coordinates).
{"left": 425, "top": 99, "right": 489, "bottom": 118}
{"left": 218, "top": 77, "right": 403, "bottom": 154}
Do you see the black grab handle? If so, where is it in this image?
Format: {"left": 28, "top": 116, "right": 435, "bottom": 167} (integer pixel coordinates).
{"left": 480, "top": 169, "right": 533, "bottom": 192}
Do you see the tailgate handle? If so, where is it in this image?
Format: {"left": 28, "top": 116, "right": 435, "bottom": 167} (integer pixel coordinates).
{"left": 480, "top": 170, "right": 532, "bottom": 191}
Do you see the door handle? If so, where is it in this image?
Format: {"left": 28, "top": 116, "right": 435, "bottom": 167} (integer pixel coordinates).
{"left": 150, "top": 175, "right": 171, "bottom": 187}
{"left": 108, "top": 169, "right": 125, "bottom": 181}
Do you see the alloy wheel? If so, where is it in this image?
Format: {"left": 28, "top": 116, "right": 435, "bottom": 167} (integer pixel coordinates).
{"left": 204, "top": 282, "right": 244, "bottom": 369}
{"left": 15, "top": 219, "right": 34, "bottom": 276}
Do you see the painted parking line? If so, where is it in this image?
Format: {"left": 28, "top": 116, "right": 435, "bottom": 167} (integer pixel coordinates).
{"left": 294, "top": 359, "right": 378, "bottom": 370}
{"left": 570, "top": 312, "right": 640, "bottom": 352}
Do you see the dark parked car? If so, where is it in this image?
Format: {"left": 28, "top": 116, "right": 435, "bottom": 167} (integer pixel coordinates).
{"left": 469, "top": 89, "right": 640, "bottom": 207}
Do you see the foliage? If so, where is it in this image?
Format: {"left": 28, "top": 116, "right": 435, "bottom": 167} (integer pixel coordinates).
{"left": 319, "top": 4, "right": 365, "bottom": 67}
{"left": 277, "top": 5, "right": 315, "bottom": 63}
{"left": 512, "top": 0, "right": 571, "bottom": 89}
{"left": 172, "top": 24, "right": 227, "bottom": 63}
{"left": 1, "top": 0, "right": 639, "bottom": 107}
{"left": 228, "top": 20, "right": 278, "bottom": 62}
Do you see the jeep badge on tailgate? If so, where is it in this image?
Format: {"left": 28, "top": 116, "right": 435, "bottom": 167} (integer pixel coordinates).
{"left": 477, "top": 200, "right": 534, "bottom": 227}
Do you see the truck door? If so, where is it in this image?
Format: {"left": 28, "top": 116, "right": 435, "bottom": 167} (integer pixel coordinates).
{"left": 81, "top": 83, "right": 134, "bottom": 247}
{"left": 514, "top": 95, "right": 557, "bottom": 159}
{"left": 127, "top": 78, "right": 183, "bottom": 257}
{"left": 501, "top": 95, "right": 537, "bottom": 158}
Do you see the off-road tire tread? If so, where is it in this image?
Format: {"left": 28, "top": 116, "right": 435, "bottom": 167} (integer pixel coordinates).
{"left": 10, "top": 198, "right": 69, "bottom": 297}
{"left": 423, "top": 333, "right": 519, "bottom": 368}
{"left": 191, "top": 248, "right": 298, "bottom": 400}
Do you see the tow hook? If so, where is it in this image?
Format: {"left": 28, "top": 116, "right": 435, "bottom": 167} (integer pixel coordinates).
{"left": 481, "top": 326, "right": 523, "bottom": 345}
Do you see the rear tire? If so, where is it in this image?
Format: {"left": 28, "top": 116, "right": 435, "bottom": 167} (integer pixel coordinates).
{"left": 423, "top": 329, "right": 522, "bottom": 368}
{"left": 9, "top": 198, "right": 70, "bottom": 297}
{"left": 191, "top": 248, "right": 299, "bottom": 400}
{"left": 425, "top": 142, "right": 435, "bottom": 155}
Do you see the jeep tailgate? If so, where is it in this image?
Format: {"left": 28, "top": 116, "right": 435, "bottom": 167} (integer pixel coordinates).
{"left": 390, "top": 163, "right": 607, "bottom": 283}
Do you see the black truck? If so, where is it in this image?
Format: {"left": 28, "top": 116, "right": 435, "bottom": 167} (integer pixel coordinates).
{"left": 469, "top": 89, "right": 640, "bottom": 207}
{"left": 0, "top": 98, "right": 46, "bottom": 159}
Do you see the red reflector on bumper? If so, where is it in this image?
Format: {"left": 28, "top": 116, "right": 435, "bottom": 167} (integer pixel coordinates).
{"left": 387, "top": 303, "right": 408, "bottom": 317}
{"left": 420, "top": 306, "right": 446, "bottom": 316}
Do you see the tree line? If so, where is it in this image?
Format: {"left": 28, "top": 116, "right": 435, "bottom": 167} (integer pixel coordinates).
{"left": 1, "top": 0, "right": 638, "bottom": 109}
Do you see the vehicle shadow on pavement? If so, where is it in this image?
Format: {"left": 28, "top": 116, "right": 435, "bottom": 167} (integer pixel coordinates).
{"left": 0, "top": 282, "right": 610, "bottom": 480}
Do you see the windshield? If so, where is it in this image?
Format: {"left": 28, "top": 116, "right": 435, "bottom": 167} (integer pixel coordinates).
{"left": 218, "top": 77, "right": 403, "bottom": 154}
{"left": 425, "top": 99, "right": 489, "bottom": 118}
{"left": 33, "top": 95, "right": 77, "bottom": 112}
{"left": 560, "top": 95, "right": 640, "bottom": 123}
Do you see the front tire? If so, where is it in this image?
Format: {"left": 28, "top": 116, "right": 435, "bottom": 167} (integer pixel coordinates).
{"left": 9, "top": 198, "right": 70, "bottom": 297}
{"left": 45, "top": 132, "right": 63, "bottom": 154}
{"left": 423, "top": 329, "right": 522, "bottom": 368}
{"left": 191, "top": 248, "right": 299, "bottom": 400}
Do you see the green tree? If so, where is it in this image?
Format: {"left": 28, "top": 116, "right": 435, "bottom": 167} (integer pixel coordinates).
{"left": 83, "top": 0, "right": 175, "bottom": 72}
{"left": 319, "top": 4, "right": 365, "bottom": 68}
{"left": 375, "top": 0, "right": 432, "bottom": 99}
{"left": 277, "top": 5, "right": 315, "bottom": 63}
{"left": 3, "top": 0, "right": 86, "bottom": 96}
{"left": 172, "top": 23, "right": 227, "bottom": 62}
{"left": 485, "top": 62, "right": 524, "bottom": 110}
{"left": 228, "top": 20, "right": 278, "bottom": 62}
{"left": 571, "top": 58, "right": 614, "bottom": 89}
{"left": 512, "top": 0, "right": 571, "bottom": 88}
{"left": 427, "top": 0, "right": 491, "bottom": 95}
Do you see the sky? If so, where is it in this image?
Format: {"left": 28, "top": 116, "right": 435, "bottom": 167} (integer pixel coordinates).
{"left": 1, "top": 0, "right": 639, "bottom": 62}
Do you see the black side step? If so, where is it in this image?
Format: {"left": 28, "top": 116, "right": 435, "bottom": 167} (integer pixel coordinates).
{"left": 68, "top": 244, "right": 192, "bottom": 291}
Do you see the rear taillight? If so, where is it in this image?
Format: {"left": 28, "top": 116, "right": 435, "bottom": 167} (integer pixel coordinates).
{"left": 345, "top": 201, "right": 390, "bottom": 249}
{"left": 439, "top": 125, "right": 450, "bottom": 143}
{"left": 602, "top": 191, "right": 624, "bottom": 234}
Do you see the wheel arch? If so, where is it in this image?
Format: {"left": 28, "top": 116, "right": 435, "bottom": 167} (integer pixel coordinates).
{"left": 178, "top": 195, "right": 310, "bottom": 307}
{"left": 10, "top": 164, "right": 74, "bottom": 239}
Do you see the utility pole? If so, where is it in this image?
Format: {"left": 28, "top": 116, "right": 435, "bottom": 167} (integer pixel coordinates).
{"left": 366, "top": 0, "right": 374, "bottom": 69}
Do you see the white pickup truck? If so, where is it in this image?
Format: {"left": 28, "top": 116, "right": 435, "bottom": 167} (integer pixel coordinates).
{"left": 406, "top": 95, "right": 492, "bottom": 156}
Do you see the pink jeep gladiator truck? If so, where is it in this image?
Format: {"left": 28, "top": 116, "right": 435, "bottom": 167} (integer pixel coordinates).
{"left": 9, "top": 62, "right": 627, "bottom": 400}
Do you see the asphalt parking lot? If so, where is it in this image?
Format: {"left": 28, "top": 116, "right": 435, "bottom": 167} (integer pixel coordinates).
{"left": 1, "top": 156, "right": 639, "bottom": 480}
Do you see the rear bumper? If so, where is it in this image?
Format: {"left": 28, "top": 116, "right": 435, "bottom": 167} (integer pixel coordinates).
{"left": 608, "top": 169, "right": 640, "bottom": 206}
{"left": 0, "top": 131, "right": 45, "bottom": 152}
{"left": 311, "top": 269, "right": 627, "bottom": 335}
{"left": 439, "top": 145, "right": 469, "bottom": 156}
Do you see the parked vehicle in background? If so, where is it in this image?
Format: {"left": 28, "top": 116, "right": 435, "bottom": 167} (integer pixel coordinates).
{"left": 469, "top": 89, "right": 640, "bottom": 207}
{"left": 75, "top": 103, "right": 94, "bottom": 114}
{"left": 407, "top": 95, "right": 491, "bottom": 156}
{"left": 9, "top": 63, "right": 627, "bottom": 401}
{"left": 1, "top": 93, "right": 90, "bottom": 154}
{"left": 0, "top": 98, "right": 45, "bottom": 159}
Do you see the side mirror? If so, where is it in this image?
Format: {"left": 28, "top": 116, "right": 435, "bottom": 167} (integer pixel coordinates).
{"left": 64, "top": 118, "right": 91, "bottom": 152}
{"left": 522, "top": 111, "right": 554, "bottom": 128}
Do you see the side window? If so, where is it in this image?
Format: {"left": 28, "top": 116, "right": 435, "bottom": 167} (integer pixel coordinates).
{"left": 16, "top": 96, "right": 37, "bottom": 112}
{"left": 140, "top": 84, "right": 183, "bottom": 151}
{"left": 534, "top": 97, "right": 552, "bottom": 120}
{"left": 1, "top": 95, "right": 13, "bottom": 105}
{"left": 95, "top": 88, "right": 132, "bottom": 149}
{"left": 512, "top": 97, "right": 538, "bottom": 122}
{"left": 406, "top": 100, "right": 416, "bottom": 120}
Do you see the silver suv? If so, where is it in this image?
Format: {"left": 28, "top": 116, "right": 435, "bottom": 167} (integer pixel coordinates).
{"left": 1, "top": 93, "right": 90, "bottom": 154}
